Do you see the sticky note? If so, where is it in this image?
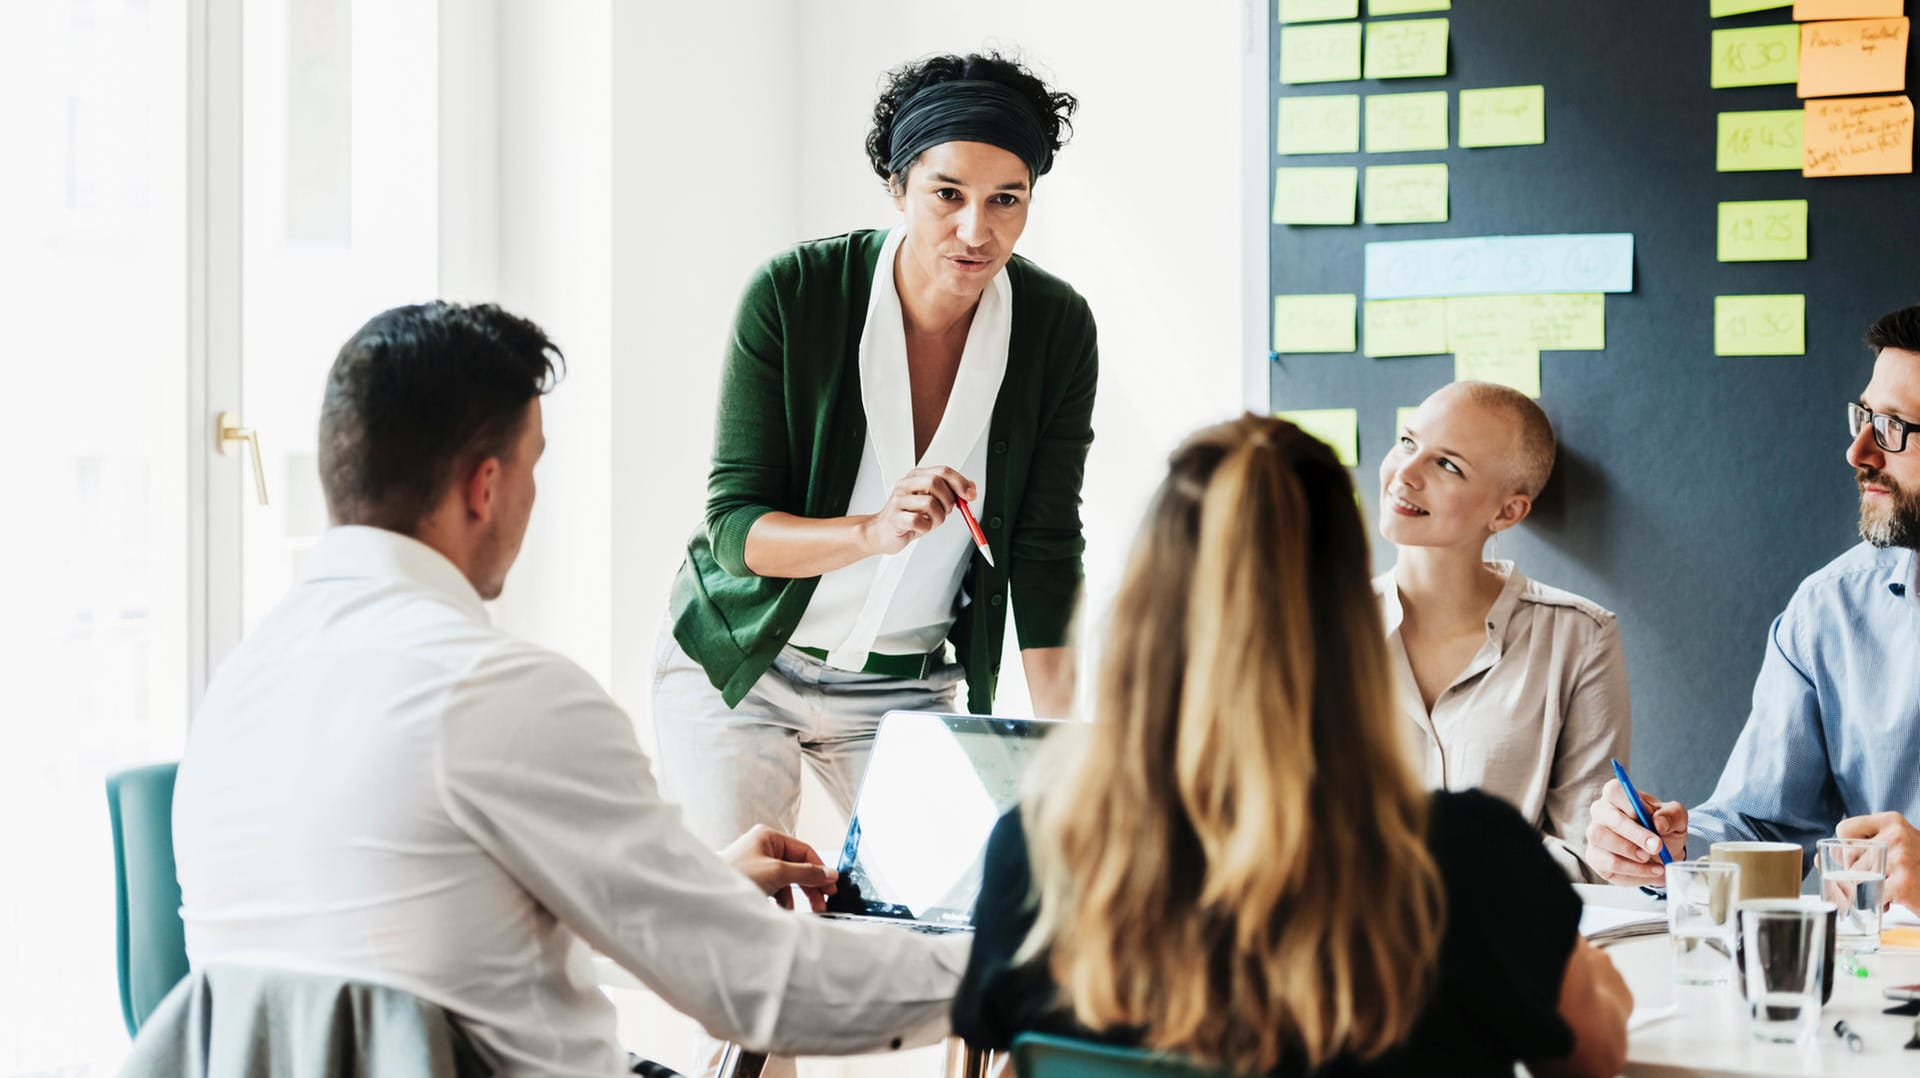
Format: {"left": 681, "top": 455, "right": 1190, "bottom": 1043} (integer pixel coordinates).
{"left": 1282, "top": 22, "right": 1364, "bottom": 84}
{"left": 1363, "top": 298, "right": 1449, "bottom": 356}
{"left": 1273, "top": 294, "right": 1359, "bottom": 353}
{"left": 1280, "top": 0, "right": 1359, "bottom": 22}
{"left": 1364, "top": 164, "right": 1449, "bottom": 223}
{"left": 1371, "top": 0, "right": 1449, "bottom": 12}
{"left": 1458, "top": 86, "right": 1546, "bottom": 147}
{"left": 1446, "top": 294, "right": 1606, "bottom": 352}
{"left": 1804, "top": 95, "right": 1915, "bottom": 176}
{"left": 1277, "top": 408, "right": 1360, "bottom": 466}
{"left": 1712, "top": 24, "right": 1801, "bottom": 88}
{"left": 1273, "top": 167, "right": 1359, "bottom": 225}
{"left": 1365, "top": 19, "right": 1449, "bottom": 79}
{"left": 1718, "top": 200, "right": 1809, "bottom": 261}
{"left": 1366, "top": 91, "right": 1449, "bottom": 152}
{"left": 1455, "top": 350, "right": 1542, "bottom": 398}
{"left": 1717, "top": 109, "right": 1806, "bottom": 170}
{"left": 1713, "top": 0, "right": 1792, "bottom": 14}
{"left": 1799, "top": 19, "right": 1909, "bottom": 99}
{"left": 1279, "top": 95, "right": 1362, "bottom": 155}
{"left": 1794, "top": 0, "right": 1902, "bottom": 18}
{"left": 1715, "top": 295, "right": 1806, "bottom": 356}
{"left": 1365, "top": 234, "right": 1634, "bottom": 299}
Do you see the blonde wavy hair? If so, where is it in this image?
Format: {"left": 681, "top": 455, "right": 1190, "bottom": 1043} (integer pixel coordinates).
{"left": 1020, "top": 414, "right": 1445, "bottom": 1074}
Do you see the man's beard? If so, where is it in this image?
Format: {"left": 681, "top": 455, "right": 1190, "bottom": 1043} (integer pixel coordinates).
{"left": 1857, "top": 466, "right": 1920, "bottom": 548}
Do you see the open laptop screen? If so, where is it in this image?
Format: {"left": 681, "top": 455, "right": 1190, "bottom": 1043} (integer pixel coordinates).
{"left": 824, "top": 712, "right": 1060, "bottom": 928}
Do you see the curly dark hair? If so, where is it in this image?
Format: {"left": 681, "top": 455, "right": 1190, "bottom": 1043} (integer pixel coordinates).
{"left": 865, "top": 51, "right": 1078, "bottom": 189}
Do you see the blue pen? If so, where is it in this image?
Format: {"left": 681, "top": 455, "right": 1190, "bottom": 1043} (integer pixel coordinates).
{"left": 1612, "top": 758, "right": 1673, "bottom": 866}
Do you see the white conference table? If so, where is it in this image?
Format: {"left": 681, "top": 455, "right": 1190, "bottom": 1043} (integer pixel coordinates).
{"left": 1585, "top": 886, "right": 1920, "bottom": 1076}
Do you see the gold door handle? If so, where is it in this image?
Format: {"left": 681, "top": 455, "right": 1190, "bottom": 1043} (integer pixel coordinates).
{"left": 216, "top": 411, "right": 270, "bottom": 506}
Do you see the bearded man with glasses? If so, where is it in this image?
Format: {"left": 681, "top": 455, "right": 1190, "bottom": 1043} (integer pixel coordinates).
{"left": 1582, "top": 304, "right": 1920, "bottom": 908}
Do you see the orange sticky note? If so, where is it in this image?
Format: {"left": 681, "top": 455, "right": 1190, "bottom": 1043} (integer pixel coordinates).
{"left": 1794, "top": 0, "right": 1902, "bottom": 17}
{"left": 1799, "top": 18, "right": 1909, "bottom": 98}
{"left": 1804, "top": 94, "right": 1915, "bottom": 176}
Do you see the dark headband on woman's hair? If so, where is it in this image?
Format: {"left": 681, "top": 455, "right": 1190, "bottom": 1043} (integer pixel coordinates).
{"left": 887, "top": 79, "right": 1053, "bottom": 180}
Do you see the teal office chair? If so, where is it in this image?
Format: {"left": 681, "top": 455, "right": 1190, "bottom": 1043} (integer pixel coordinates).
{"left": 1012, "top": 1033, "right": 1240, "bottom": 1078}
{"left": 106, "top": 762, "right": 190, "bottom": 1038}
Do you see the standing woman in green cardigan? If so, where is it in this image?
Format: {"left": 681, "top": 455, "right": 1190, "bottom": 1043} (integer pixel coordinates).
{"left": 653, "top": 51, "right": 1096, "bottom": 871}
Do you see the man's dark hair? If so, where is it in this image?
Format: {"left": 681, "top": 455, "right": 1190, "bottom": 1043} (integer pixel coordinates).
{"left": 1867, "top": 304, "right": 1920, "bottom": 355}
{"left": 318, "top": 301, "right": 562, "bottom": 532}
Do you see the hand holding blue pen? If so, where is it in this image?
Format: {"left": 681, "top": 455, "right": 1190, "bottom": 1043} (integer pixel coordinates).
{"left": 1611, "top": 758, "right": 1674, "bottom": 866}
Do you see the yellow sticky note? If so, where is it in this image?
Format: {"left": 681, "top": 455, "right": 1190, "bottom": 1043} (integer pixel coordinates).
{"left": 1718, "top": 200, "right": 1809, "bottom": 261}
{"left": 1458, "top": 86, "right": 1545, "bottom": 147}
{"left": 1372, "top": 0, "right": 1449, "bottom": 12}
{"left": 1446, "top": 294, "right": 1606, "bottom": 352}
{"left": 1455, "top": 350, "right": 1542, "bottom": 398}
{"left": 1279, "top": 95, "right": 1362, "bottom": 155}
{"left": 1282, "top": 22, "right": 1364, "bottom": 84}
{"left": 1365, "top": 19, "right": 1449, "bottom": 79}
{"left": 1273, "top": 167, "right": 1359, "bottom": 225}
{"left": 1804, "top": 95, "right": 1915, "bottom": 176}
{"left": 1713, "top": 0, "right": 1792, "bottom": 14}
{"left": 1277, "top": 408, "right": 1360, "bottom": 467}
{"left": 1364, "top": 164, "right": 1448, "bottom": 223}
{"left": 1281, "top": 0, "right": 1359, "bottom": 21}
{"left": 1365, "top": 91, "right": 1448, "bottom": 152}
{"left": 1715, "top": 294, "right": 1806, "bottom": 356}
{"left": 1363, "top": 298, "right": 1449, "bottom": 357}
{"left": 1795, "top": 0, "right": 1902, "bottom": 19}
{"left": 1274, "top": 294, "right": 1359, "bottom": 353}
{"left": 1711, "top": 24, "right": 1800, "bottom": 89}
{"left": 1799, "top": 19, "right": 1909, "bottom": 99}
{"left": 1717, "top": 109, "right": 1806, "bottom": 171}
{"left": 1395, "top": 406, "right": 1421, "bottom": 434}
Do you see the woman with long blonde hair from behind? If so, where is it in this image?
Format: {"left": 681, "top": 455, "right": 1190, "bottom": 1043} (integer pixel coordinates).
{"left": 953, "top": 414, "right": 1631, "bottom": 1077}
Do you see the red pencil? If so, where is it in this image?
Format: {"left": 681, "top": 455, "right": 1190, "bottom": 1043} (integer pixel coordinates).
{"left": 955, "top": 500, "right": 996, "bottom": 568}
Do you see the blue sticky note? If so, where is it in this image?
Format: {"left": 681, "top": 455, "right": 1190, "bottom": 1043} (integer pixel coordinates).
{"left": 1363, "top": 233, "right": 1635, "bottom": 300}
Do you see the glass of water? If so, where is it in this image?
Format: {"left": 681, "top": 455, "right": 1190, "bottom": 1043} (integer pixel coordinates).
{"left": 1740, "top": 901, "right": 1832, "bottom": 1043}
{"left": 1819, "top": 837, "right": 1888, "bottom": 953}
{"left": 1668, "top": 859, "right": 1740, "bottom": 985}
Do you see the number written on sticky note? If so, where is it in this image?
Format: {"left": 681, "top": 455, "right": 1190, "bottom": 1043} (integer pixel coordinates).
{"left": 1717, "top": 109, "right": 1805, "bottom": 171}
{"left": 1715, "top": 295, "right": 1806, "bottom": 356}
{"left": 1718, "top": 200, "right": 1808, "bottom": 261}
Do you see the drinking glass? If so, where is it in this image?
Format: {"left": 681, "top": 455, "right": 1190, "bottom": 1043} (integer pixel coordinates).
{"left": 1818, "top": 837, "right": 1888, "bottom": 954}
{"left": 1667, "top": 859, "right": 1740, "bottom": 985}
{"left": 1740, "top": 901, "right": 1831, "bottom": 1043}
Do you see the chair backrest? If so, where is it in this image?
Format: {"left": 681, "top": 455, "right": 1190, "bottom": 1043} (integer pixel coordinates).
{"left": 106, "top": 761, "right": 189, "bottom": 1037}
{"left": 1011, "top": 1033, "right": 1242, "bottom": 1078}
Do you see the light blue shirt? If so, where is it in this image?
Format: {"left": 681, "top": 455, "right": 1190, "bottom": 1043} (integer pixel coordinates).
{"left": 1690, "top": 542, "right": 1920, "bottom": 871}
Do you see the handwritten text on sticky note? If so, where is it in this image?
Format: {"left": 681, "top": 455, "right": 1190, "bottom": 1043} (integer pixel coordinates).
{"left": 1366, "top": 91, "right": 1449, "bottom": 152}
{"left": 1718, "top": 200, "right": 1809, "bottom": 261}
{"left": 1717, "top": 109, "right": 1806, "bottom": 171}
{"left": 1282, "top": 22, "right": 1364, "bottom": 84}
{"left": 1274, "top": 294, "right": 1359, "bottom": 354}
{"left": 1803, "top": 94, "right": 1914, "bottom": 176}
{"left": 1280, "top": 95, "right": 1362, "bottom": 155}
{"left": 1798, "top": 18, "right": 1908, "bottom": 99}
{"left": 1364, "top": 164, "right": 1449, "bottom": 223}
{"left": 1365, "top": 19, "right": 1449, "bottom": 79}
{"left": 1711, "top": 24, "right": 1800, "bottom": 89}
{"left": 1715, "top": 295, "right": 1806, "bottom": 356}
{"left": 1363, "top": 299, "right": 1449, "bottom": 357}
{"left": 1458, "top": 85, "right": 1546, "bottom": 147}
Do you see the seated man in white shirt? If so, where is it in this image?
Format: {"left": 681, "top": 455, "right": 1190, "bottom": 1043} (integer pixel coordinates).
{"left": 172, "top": 301, "right": 969, "bottom": 1077}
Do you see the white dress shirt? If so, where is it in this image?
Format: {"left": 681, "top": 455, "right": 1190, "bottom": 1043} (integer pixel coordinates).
{"left": 174, "top": 526, "right": 969, "bottom": 1076}
{"left": 1374, "top": 562, "right": 1631, "bottom": 876}
{"left": 789, "top": 226, "right": 1009, "bottom": 668}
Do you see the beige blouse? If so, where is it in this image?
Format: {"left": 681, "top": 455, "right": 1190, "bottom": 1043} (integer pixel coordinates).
{"left": 1375, "top": 562, "right": 1631, "bottom": 878}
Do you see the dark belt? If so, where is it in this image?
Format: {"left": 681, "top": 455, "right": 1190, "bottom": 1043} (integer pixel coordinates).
{"left": 792, "top": 644, "right": 942, "bottom": 680}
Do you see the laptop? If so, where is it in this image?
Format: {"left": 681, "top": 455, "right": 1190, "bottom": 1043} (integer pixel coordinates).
{"left": 821, "top": 711, "right": 1062, "bottom": 933}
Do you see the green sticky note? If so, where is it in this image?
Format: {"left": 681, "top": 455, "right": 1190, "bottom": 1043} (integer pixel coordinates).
{"left": 1718, "top": 200, "right": 1809, "bottom": 261}
{"left": 1717, "top": 110, "right": 1805, "bottom": 171}
{"left": 1281, "top": 22, "right": 1364, "bottom": 84}
{"left": 1280, "top": 0, "right": 1359, "bottom": 22}
{"left": 1365, "top": 91, "right": 1448, "bottom": 152}
{"left": 1363, "top": 298, "right": 1449, "bottom": 356}
{"left": 1274, "top": 294, "right": 1359, "bottom": 353}
{"left": 1364, "top": 164, "right": 1448, "bottom": 223}
{"left": 1273, "top": 167, "right": 1359, "bottom": 225}
{"left": 1711, "top": 24, "right": 1799, "bottom": 89}
{"left": 1395, "top": 406, "right": 1422, "bottom": 433}
{"left": 1372, "top": 0, "right": 1450, "bottom": 13}
{"left": 1446, "top": 294, "right": 1606, "bottom": 352}
{"left": 1455, "top": 350, "right": 1542, "bottom": 398}
{"left": 1365, "top": 18, "right": 1449, "bottom": 79}
{"left": 1715, "top": 294, "right": 1806, "bottom": 356}
{"left": 1710, "top": 0, "right": 1792, "bottom": 16}
{"left": 1458, "top": 86, "right": 1545, "bottom": 148}
{"left": 1277, "top": 408, "right": 1360, "bottom": 466}
{"left": 1279, "top": 95, "right": 1361, "bottom": 155}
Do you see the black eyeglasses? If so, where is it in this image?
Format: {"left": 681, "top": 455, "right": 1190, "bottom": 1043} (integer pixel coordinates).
{"left": 1849, "top": 402, "right": 1916, "bottom": 453}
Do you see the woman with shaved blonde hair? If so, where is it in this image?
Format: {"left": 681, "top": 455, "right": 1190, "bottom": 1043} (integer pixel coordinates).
{"left": 953, "top": 414, "right": 1630, "bottom": 1077}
